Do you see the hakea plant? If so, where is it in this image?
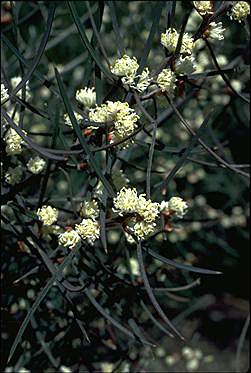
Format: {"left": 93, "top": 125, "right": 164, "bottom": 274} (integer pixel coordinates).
{"left": 1, "top": 1, "right": 249, "bottom": 372}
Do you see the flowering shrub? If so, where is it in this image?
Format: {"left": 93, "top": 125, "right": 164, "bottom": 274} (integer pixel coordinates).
{"left": 1, "top": 1, "right": 250, "bottom": 372}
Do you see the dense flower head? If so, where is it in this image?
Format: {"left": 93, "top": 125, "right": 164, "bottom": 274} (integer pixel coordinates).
{"left": 5, "top": 165, "right": 23, "bottom": 185}
{"left": 64, "top": 111, "right": 83, "bottom": 127}
{"left": 206, "top": 22, "right": 225, "bottom": 41}
{"left": 11, "top": 76, "right": 31, "bottom": 99}
{"left": 58, "top": 230, "right": 80, "bottom": 249}
{"left": 161, "top": 28, "right": 194, "bottom": 55}
{"left": 160, "top": 197, "right": 188, "bottom": 218}
{"left": 111, "top": 54, "right": 139, "bottom": 77}
{"left": 193, "top": 1, "right": 214, "bottom": 15}
{"left": 37, "top": 205, "right": 58, "bottom": 225}
{"left": 75, "top": 218, "right": 100, "bottom": 244}
{"left": 229, "top": 1, "right": 250, "bottom": 22}
{"left": 1, "top": 83, "right": 8, "bottom": 102}
{"left": 76, "top": 87, "right": 96, "bottom": 108}
{"left": 111, "top": 54, "right": 151, "bottom": 92}
{"left": 80, "top": 199, "right": 99, "bottom": 220}
{"left": 27, "top": 156, "right": 46, "bottom": 174}
{"left": 4, "top": 128, "right": 27, "bottom": 155}
{"left": 175, "top": 55, "right": 197, "bottom": 75}
{"left": 156, "top": 68, "right": 176, "bottom": 96}
{"left": 89, "top": 101, "right": 139, "bottom": 148}
{"left": 113, "top": 187, "right": 160, "bottom": 240}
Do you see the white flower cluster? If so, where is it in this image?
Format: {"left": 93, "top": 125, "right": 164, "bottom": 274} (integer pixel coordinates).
{"left": 75, "top": 218, "right": 100, "bottom": 244}
{"left": 161, "top": 28, "right": 194, "bottom": 55}
{"left": 4, "top": 128, "right": 27, "bottom": 155}
{"left": 175, "top": 55, "right": 197, "bottom": 76}
{"left": 193, "top": 1, "right": 214, "bottom": 15}
{"left": 37, "top": 205, "right": 58, "bottom": 225}
{"left": 111, "top": 54, "right": 151, "bottom": 92}
{"left": 80, "top": 199, "right": 99, "bottom": 219}
{"left": 89, "top": 101, "right": 139, "bottom": 148}
{"left": 205, "top": 22, "right": 225, "bottom": 41}
{"left": 11, "top": 76, "right": 31, "bottom": 100}
{"left": 156, "top": 68, "right": 177, "bottom": 96}
{"left": 64, "top": 111, "right": 83, "bottom": 127}
{"left": 27, "top": 156, "right": 46, "bottom": 174}
{"left": 229, "top": 1, "right": 250, "bottom": 22}
{"left": 58, "top": 230, "right": 81, "bottom": 249}
{"left": 160, "top": 197, "right": 188, "bottom": 219}
{"left": 1, "top": 83, "right": 8, "bottom": 102}
{"left": 5, "top": 165, "right": 23, "bottom": 185}
{"left": 76, "top": 87, "right": 96, "bottom": 108}
{"left": 113, "top": 187, "right": 160, "bottom": 240}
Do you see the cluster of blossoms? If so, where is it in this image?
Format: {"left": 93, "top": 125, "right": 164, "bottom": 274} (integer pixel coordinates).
{"left": 229, "top": 1, "right": 250, "bottom": 22}
{"left": 27, "top": 156, "right": 46, "bottom": 174}
{"left": 89, "top": 100, "right": 139, "bottom": 148}
{"left": 3, "top": 128, "right": 27, "bottom": 155}
{"left": 37, "top": 205, "right": 58, "bottom": 226}
{"left": 76, "top": 87, "right": 96, "bottom": 108}
{"left": 193, "top": 1, "right": 213, "bottom": 15}
{"left": 58, "top": 199, "right": 100, "bottom": 248}
{"left": 5, "top": 165, "right": 23, "bottom": 185}
{"left": 110, "top": 54, "right": 151, "bottom": 92}
{"left": 160, "top": 197, "right": 189, "bottom": 219}
{"left": 205, "top": 22, "right": 225, "bottom": 41}
{"left": 1, "top": 82, "right": 8, "bottom": 102}
{"left": 161, "top": 28, "right": 194, "bottom": 55}
{"left": 112, "top": 187, "right": 160, "bottom": 240}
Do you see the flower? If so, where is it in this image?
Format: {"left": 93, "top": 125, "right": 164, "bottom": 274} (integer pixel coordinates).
{"left": 193, "top": 1, "right": 214, "bottom": 15}
{"left": 229, "top": 1, "right": 250, "bottom": 22}
{"left": 75, "top": 218, "right": 100, "bottom": 244}
{"left": 80, "top": 199, "right": 99, "bottom": 219}
{"left": 161, "top": 196, "right": 188, "bottom": 218}
{"left": 58, "top": 230, "right": 80, "bottom": 249}
{"left": 37, "top": 205, "right": 58, "bottom": 225}
{"left": 113, "top": 187, "right": 160, "bottom": 240}
{"left": 5, "top": 165, "right": 23, "bottom": 185}
{"left": 64, "top": 111, "right": 83, "bottom": 127}
{"left": 27, "top": 156, "right": 46, "bottom": 174}
{"left": 76, "top": 87, "right": 96, "bottom": 108}
{"left": 161, "top": 28, "right": 194, "bottom": 55}
{"left": 205, "top": 22, "right": 225, "bottom": 41}
{"left": 156, "top": 68, "right": 176, "bottom": 96}
{"left": 1, "top": 83, "right": 8, "bottom": 102}
{"left": 111, "top": 54, "right": 139, "bottom": 78}
{"left": 111, "top": 55, "right": 151, "bottom": 92}
{"left": 175, "top": 55, "right": 196, "bottom": 75}
{"left": 4, "top": 128, "right": 27, "bottom": 155}
{"left": 11, "top": 76, "right": 31, "bottom": 99}
{"left": 113, "top": 187, "right": 139, "bottom": 216}
{"left": 129, "top": 258, "right": 140, "bottom": 275}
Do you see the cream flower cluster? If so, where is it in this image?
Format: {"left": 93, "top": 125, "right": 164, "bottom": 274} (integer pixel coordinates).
{"left": 160, "top": 197, "right": 188, "bottom": 219}
{"left": 76, "top": 87, "right": 96, "bottom": 108}
{"left": 37, "top": 205, "right": 58, "bottom": 225}
{"left": 193, "top": 1, "right": 214, "bottom": 15}
{"left": 75, "top": 218, "right": 100, "bottom": 244}
{"left": 113, "top": 187, "right": 160, "bottom": 239}
{"left": 110, "top": 54, "right": 151, "bottom": 92}
{"left": 5, "top": 165, "right": 23, "bottom": 185}
{"left": 58, "top": 230, "right": 81, "bottom": 249}
{"left": 27, "top": 156, "right": 46, "bottom": 174}
{"left": 175, "top": 55, "right": 197, "bottom": 75}
{"left": 1, "top": 83, "right": 8, "bottom": 102}
{"left": 206, "top": 22, "right": 225, "bottom": 41}
{"left": 11, "top": 76, "right": 31, "bottom": 100}
{"left": 64, "top": 111, "right": 83, "bottom": 127}
{"left": 80, "top": 199, "right": 99, "bottom": 219}
{"left": 89, "top": 101, "right": 139, "bottom": 148}
{"left": 161, "top": 28, "right": 194, "bottom": 55}
{"left": 229, "top": 1, "right": 250, "bottom": 22}
{"left": 156, "top": 68, "right": 177, "bottom": 95}
{"left": 4, "top": 128, "right": 27, "bottom": 155}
